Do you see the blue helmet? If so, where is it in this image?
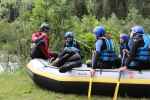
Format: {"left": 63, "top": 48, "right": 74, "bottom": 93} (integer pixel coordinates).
{"left": 131, "top": 25, "right": 144, "bottom": 34}
{"left": 93, "top": 26, "right": 105, "bottom": 37}
{"left": 64, "top": 32, "right": 74, "bottom": 38}
{"left": 120, "top": 33, "right": 129, "bottom": 41}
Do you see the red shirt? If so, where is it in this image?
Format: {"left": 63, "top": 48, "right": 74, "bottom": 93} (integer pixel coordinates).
{"left": 32, "top": 31, "right": 53, "bottom": 59}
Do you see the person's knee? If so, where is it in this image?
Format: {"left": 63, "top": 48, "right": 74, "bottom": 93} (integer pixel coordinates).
{"left": 67, "top": 53, "right": 81, "bottom": 61}
{"left": 30, "top": 47, "right": 47, "bottom": 59}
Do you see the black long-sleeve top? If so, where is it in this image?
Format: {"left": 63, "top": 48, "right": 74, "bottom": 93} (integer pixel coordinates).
{"left": 125, "top": 34, "right": 144, "bottom": 67}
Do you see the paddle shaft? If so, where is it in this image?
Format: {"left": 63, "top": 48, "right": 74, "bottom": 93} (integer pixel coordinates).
{"left": 88, "top": 51, "right": 96, "bottom": 100}
{"left": 88, "top": 72, "right": 94, "bottom": 100}
{"left": 113, "top": 71, "right": 122, "bottom": 100}
{"left": 113, "top": 51, "right": 126, "bottom": 100}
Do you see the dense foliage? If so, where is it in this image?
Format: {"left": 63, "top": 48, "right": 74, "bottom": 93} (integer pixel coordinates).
{"left": 0, "top": 0, "right": 150, "bottom": 61}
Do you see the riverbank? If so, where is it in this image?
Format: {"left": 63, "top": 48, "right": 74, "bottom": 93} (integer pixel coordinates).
{"left": 0, "top": 68, "right": 148, "bottom": 100}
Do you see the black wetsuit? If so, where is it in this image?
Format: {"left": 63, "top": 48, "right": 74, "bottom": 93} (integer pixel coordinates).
{"left": 55, "top": 40, "right": 82, "bottom": 72}
{"left": 125, "top": 34, "right": 145, "bottom": 70}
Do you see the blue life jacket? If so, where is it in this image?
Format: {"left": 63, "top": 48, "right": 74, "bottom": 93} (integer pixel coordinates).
{"left": 99, "top": 39, "right": 117, "bottom": 61}
{"left": 129, "top": 34, "right": 150, "bottom": 67}
{"left": 135, "top": 34, "right": 150, "bottom": 61}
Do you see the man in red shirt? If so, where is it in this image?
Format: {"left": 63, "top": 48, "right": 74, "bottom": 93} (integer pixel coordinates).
{"left": 31, "top": 23, "right": 57, "bottom": 59}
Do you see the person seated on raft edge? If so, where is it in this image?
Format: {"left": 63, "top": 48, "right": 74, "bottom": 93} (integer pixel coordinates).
{"left": 51, "top": 32, "right": 82, "bottom": 73}
{"left": 120, "top": 33, "right": 129, "bottom": 57}
{"left": 119, "top": 33, "right": 130, "bottom": 67}
{"left": 92, "top": 26, "right": 118, "bottom": 69}
{"left": 119, "top": 25, "right": 150, "bottom": 71}
{"left": 31, "top": 22, "right": 57, "bottom": 60}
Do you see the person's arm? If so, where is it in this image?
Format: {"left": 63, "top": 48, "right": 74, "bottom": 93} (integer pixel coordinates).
{"left": 124, "top": 41, "right": 137, "bottom": 67}
{"left": 125, "top": 36, "right": 144, "bottom": 67}
{"left": 32, "top": 33, "right": 38, "bottom": 42}
{"left": 93, "top": 40, "right": 103, "bottom": 67}
{"left": 32, "top": 32, "right": 47, "bottom": 44}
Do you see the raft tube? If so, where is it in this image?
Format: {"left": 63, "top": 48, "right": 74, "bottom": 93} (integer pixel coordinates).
{"left": 26, "top": 59, "right": 150, "bottom": 97}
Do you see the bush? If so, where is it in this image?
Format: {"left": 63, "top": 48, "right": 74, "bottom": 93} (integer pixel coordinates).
{"left": 1, "top": 0, "right": 150, "bottom": 62}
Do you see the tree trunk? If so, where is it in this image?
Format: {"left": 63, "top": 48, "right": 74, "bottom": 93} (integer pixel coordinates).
{"left": 115, "top": 0, "right": 128, "bottom": 18}
{"left": 94, "top": 0, "right": 102, "bottom": 19}
{"left": 73, "top": 0, "right": 88, "bottom": 18}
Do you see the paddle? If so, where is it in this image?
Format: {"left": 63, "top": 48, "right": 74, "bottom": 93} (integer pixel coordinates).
{"left": 113, "top": 51, "right": 126, "bottom": 100}
{"left": 88, "top": 51, "right": 96, "bottom": 100}
{"left": 113, "top": 70, "right": 122, "bottom": 100}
